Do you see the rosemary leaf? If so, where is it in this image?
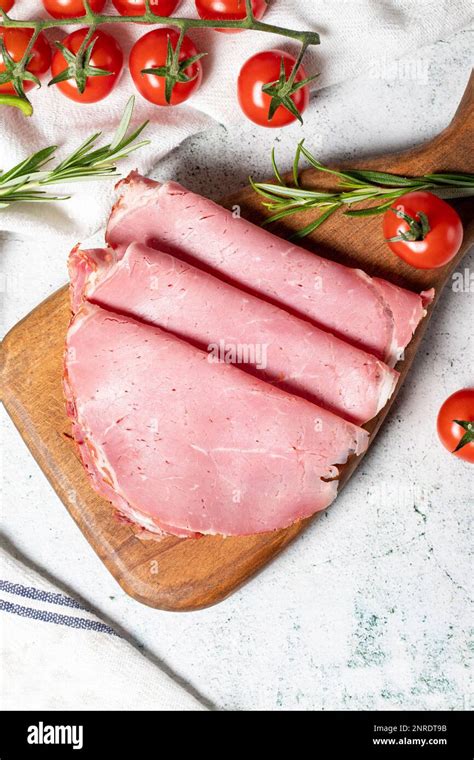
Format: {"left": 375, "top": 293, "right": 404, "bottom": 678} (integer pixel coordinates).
{"left": 53, "top": 135, "right": 102, "bottom": 172}
{"left": 109, "top": 96, "right": 135, "bottom": 151}
{"left": 252, "top": 142, "right": 474, "bottom": 238}
{"left": 0, "top": 146, "right": 57, "bottom": 186}
{"left": 291, "top": 204, "right": 341, "bottom": 238}
{"left": 255, "top": 183, "right": 338, "bottom": 201}
{"left": 299, "top": 144, "right": 360, "bottom": 184}
{"left": 271, "top": 148, "right": 284, "bottom": 186}
{"left": 264, "top": 201, "right": 323, "bottom": 226}
{"left": 344, "top": 200, "right": 396, "bottom": 217}
{"left": 0, "top": 97, "right": 149, "bottom": 209}
{"left": 249, "top": 176, "right": 280, "bottom": 201}
{"left": 423, "top": 173, "right": 474, "bottom": 186}
{"left": 293, "top": 140, "right": 304, "bottom": 187}
{"left": 338, "top": 169, "right": 423, "bottom": 187}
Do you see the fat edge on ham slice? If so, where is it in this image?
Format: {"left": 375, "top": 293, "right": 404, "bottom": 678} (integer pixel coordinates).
{"left": 106, "top": 173, "right": 434, "bottom": 367}
{"left": 64, "top": 303, "right": 369, "bottom": 537}
{"left": 68, "top": 244, "right": 115, "bottom": 313}
{"left": 69, "top": 242, "right": 399, "bottom": 426}
{"left": 67, "top": 416, "right": 199, "bottom": 538}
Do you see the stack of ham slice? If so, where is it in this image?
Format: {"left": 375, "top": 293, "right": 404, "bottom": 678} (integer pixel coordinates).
{"left": 107, "top": 174, "right": 434, "bottom": 367}
{"left": 64, "top": 174, "right": 434, "bottom": 538}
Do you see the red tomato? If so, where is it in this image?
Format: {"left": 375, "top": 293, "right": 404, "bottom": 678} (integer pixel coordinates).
{"left": 195, "top": 0, "right": 267, "bottom": 33}
{"left": 130, "top": 28, "right": 203, "bottom": 106}
{"left": 437, "top": 389, "right": 474, "bottom": 463}
{"left": 51, "top": 28, "right": 123, "bottom": 103}
{"left": 0, "top": 0, "right": 15, "bottom": 12}
{"left": 383, "top": 191, "right": 463, "bottom": 269}
{"left": 42, "top": 0, "right": 106, "bottom": 19}
{"left": 238, "top": 50, "right": 310, "bottom": 128}
{"left": 0, "top": 28, "right": 51, "bottom": 94}
{"left": 112, "top": 0, "right": 180, "bottom": 16}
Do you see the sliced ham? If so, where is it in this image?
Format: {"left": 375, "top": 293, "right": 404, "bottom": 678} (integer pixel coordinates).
{"left": 106, "top": 173, "right": 434, "bottom": 367}
{"left": 70, "top": 417, "right": 198, "bottom": 538}
{"left": 67, "top": 245, "right": 115, "bottom": 313}
{"left": 372, "top": 278, "right": 432, "bottom": 360}
{"left": 64, "top": 303, "right": 369, "bottom": 536}
{"left": 70, "top": 242, "right": 398, "bottom": 426}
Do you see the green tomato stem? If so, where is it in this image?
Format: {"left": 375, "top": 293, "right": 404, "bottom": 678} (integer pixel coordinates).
{"left": 0, "top": 6, "right": 319, "bottom": 116}
{"left": 385, "top": 207, "right": 431, "bottom": 243}
{"left": 0, "top": 92, "right": 33, "bottom": 114}
{"left": 0, "top": 8, "right": 320, "bottom": 44}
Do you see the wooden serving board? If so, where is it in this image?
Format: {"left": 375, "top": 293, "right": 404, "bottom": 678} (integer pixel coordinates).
{"left": 2, "top": 76, "right": 473, "bottom": 611}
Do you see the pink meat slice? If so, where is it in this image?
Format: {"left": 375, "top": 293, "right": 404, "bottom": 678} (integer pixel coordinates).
{"left": 73, "top": 420, "right": 198, "bottom": 538}
{"left": 64, "top": 366, "right": 197, "bottom": 538}
{"left": 372, "top": 278, "right": 434, "bottom": 360}
{"left": 68, "top": 244, "right": 116, "bottom": 313}
{"left": 106, "top": 173, "right": 433, "bottom": 366}
{"left": 72, "top": 242, "right": 398, "bottom": 426}
{"left": 65, "top": 303, "right": 369, "bottom": 536}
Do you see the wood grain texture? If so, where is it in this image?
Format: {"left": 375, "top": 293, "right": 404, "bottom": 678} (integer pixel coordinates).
{"left": 2, "top": 75, "right": 473, "bottom": 612}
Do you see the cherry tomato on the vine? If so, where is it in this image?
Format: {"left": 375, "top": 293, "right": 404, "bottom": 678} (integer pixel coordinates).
{"left": 0, "top": 28, "right": 51, "bottom": 94}
{"left": 0, "top": 0, "right": 15, "bottom": 13}
{"left": 383, "top": 191, "right": 463, "bottom": 269}
{"left": 50, "top": 28, "right": 123, "bottom": 103}
{"left": 130, "top": 28, "right": 203, "bottom": 107}
{"left": 42, "top": 0, "right": 106, "bottom": 19}
{"left": 112, "top": 0, "right": 180, "bottom": 16}
{"left": 437, "top": 389, "right": 474, "bottom": 463}
{"left": 195, "top": 0, "right": 267, "bottom": 33}
{"left": 238, "top": 50, "right": 310, "bottom": 128}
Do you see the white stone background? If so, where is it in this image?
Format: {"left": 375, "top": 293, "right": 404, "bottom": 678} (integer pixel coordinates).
{"left": 1, "top": 27, "right": 473, "bottom": 711}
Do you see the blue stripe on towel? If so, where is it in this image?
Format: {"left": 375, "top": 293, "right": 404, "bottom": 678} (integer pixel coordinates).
{"left": 0, "top": 598, "right": 119, "bottom": 636}
{"left": 0, "top": 580, "right": 85, "bottom": 610}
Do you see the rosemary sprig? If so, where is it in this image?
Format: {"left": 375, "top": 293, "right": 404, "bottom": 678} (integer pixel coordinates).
{"left": 252, "top": 140, "right": 474, "bottom": 238}
{"left": 0, "top": 96, "right": 149, "bottom": 207}
{"left": 0, "top": 1, "right": 320, "bottom": 116}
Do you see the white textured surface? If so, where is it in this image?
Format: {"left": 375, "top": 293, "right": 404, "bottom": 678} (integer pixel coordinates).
{"left": 1, "top": 29, "right": 473, "bottom": 711}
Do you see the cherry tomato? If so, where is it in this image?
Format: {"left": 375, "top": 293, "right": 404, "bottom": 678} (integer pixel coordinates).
{"left": 42, "top": 0, "right": 106, "bottom": 19}
{"left": 195, "top": 0, "right": 267, "bottom": 33}
{"left": 238, "top": 50, "right": 310, "bottom": 128}
{"left": 383, "top": 191, "right": 463, "bottom": 269}
{"left": 130, "top": 28, "right": 203, "bottom": 107}
{"left": 0, "top": 28, "right": 51, "bottom": 95}
{"left": 51, "top": 28, "right": 123, "bottom": 103}
{"left": 0, "top": 0, "right": 15, "bottom": 12}
{"left": 112, "top": 0, "right": 180, "bottom": 16}
{"left": 437, "top": 389, "right": 474, "bottom": 463}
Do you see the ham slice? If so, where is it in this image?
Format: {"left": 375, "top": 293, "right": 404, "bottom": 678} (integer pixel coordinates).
{"left": 67, "top": 245, "right": 115, "bottom": 314}
{"left": 70, "top": 242, "right": 398, "bottom": 426}
{"left": 106, "top": 173, "right": 434, "bottom": 367}
{"left": 65, "top": 303, "right": 369, "bottom": 536}
{"left": 69, "top": 417, "right": 198, "bottom": 538}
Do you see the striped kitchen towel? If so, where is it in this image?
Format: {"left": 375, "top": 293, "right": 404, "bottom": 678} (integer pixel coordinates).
{"left": 0, "top": 549, "right": 207, "bottom": 711}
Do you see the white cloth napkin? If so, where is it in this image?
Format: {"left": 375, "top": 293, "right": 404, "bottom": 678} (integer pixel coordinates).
{"left": 0, "top": 0, "right": 471, "bottom": 244}
{"left": 0, "top": 548, "right": 207, "bottom": 710}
